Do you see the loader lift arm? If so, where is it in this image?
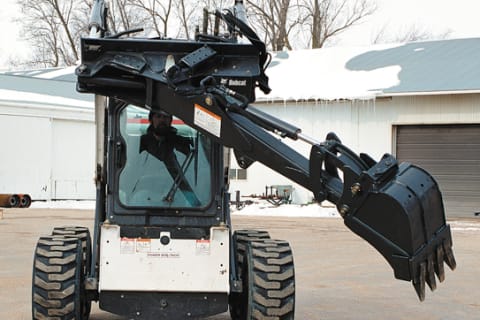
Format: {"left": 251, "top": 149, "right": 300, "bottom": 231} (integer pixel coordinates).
{"left": 77, "top": 5, "right": 455, "bottom": 301}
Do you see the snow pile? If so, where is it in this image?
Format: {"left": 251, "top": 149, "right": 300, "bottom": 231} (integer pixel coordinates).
{"left": 257, "top": 44, "right": 402, "bottom": 101}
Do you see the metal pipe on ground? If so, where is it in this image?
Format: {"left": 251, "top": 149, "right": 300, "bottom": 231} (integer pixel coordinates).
{"left": 0, "top": 194, "right": 20, "bottom": 208}
{"left": 18, "top": 194, "right": 32, "bottom": 208}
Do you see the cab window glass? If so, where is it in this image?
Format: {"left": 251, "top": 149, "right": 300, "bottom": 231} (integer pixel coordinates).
{"left": 118, "top": 105, "right": 212, "bottom": 208}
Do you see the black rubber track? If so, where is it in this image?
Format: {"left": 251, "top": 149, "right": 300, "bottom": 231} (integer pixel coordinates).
{"left": 32, "top": 235, "right": 89, "bottom": 320}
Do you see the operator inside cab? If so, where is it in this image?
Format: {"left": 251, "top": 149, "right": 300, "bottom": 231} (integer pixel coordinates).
{"left": 140, "top": 110, "right": 192, "bottom": 163}
{"left": 139, "top": 110, "right": 200, "bottom": 207}
{"left": 118, "top": 106, "right": 212, "bottom": 208}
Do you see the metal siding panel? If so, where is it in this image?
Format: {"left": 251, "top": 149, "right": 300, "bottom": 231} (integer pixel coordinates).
{"left": 396, "top": 124, "right": 480, "bottom": 218}
{"left": 0, "top": 114, "right": 52, "bottom": 199}
{"left": 51, "top": 119, "right": 95, "bottom": 199}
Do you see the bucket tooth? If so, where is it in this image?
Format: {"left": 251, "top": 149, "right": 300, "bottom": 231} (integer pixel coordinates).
{"left": 413, "top": 262, "right": 427, "bottom": 301}
{"left": 443, "top": 239, "right": 457, "bottom": 271}
{"left": 434, "top": 245, "right": 446, "bottom": 283}
{"left": 426, "top": 255, "right": 436, "bottom": 291}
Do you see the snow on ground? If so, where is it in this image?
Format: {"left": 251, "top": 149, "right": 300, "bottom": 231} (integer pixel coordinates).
{"left": 30, "top": 199, "right": 339, "bottom": 218}
{"left": 231, "top": 201, "right": 339, "bottom": 218}
{"left": 449, "top": 220, "right": 480, "bottom": 232}
{"left": 31, "top": 200, "right": 96, "bottom": 210}
{"left": 29, "top": 200, "right": 480, "bottom": 231}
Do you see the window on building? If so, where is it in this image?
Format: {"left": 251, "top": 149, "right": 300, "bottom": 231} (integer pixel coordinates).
{"left": 229, "top": 168, "right": 247, "bottom": 180}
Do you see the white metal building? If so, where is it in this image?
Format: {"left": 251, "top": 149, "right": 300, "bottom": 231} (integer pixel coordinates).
{"left": 229, "top": 39, "right": 480, "bottom": 218}
{"left": 0, "top": 67, "right": 95, "bottom": 200}
{"left": 1, "top": 38, "right": 479, "bottom": 217}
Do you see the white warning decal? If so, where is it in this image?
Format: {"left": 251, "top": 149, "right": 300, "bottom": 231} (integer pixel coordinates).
{"left": 196, "top": 239, "right": 211, "bottom": 255}
{"left": 194, "top": 104, "right": 221, "bottom": 138}
{"left": 120, "top": 238, "right": 135, "bottom": 254}
{"left": 136, "top": 239, "right": 151, "bottom": 253}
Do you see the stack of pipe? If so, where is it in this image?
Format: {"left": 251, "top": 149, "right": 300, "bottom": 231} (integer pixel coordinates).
{"left": 0, "top": 194, "right": 32, "bottom": 208}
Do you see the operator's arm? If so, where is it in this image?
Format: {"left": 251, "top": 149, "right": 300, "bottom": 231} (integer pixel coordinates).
{"left": 173, "top": 135, "right": 193, "bottom": 156}
{"left": 139, "top": 134, "right": 150, "bottom": 154}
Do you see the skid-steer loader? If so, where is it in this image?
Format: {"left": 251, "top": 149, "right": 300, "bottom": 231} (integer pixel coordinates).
{"left": 32, "top": 1, "right": 456, "bottom": 319}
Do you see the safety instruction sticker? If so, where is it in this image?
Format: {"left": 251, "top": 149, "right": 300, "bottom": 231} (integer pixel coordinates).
{"left": 194, "top": 104, "right": 221, "bottom": 138}
{"left": 196, "top": 239, "right": 211, "bottom": 255}
{"left": 120, "top": 238, "right": 135, "bottom": 254}
{"left": 135, "top": 239, "right": 151, "bottom": 253}
{"left": 119, "top": 237, "right": 181, "bottom": 258}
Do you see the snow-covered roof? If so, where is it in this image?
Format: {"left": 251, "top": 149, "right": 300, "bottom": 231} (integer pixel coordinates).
{"left": 2, "top": 38, "right": 480, "bottom": 104}
{"left": 0, "top": 66, "right": 92, "bottom": 109}
{"left": 3, "top": 65, "right": 78, "bottom": 82}
{"left": 259, "top": 38, "right": 480, "bottom": 101}
{"left": 259, "top": 44, "right": 400, "bottom": 101}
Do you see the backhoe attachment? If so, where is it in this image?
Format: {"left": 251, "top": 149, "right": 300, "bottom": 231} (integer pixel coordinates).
{"left": 76, "top": 5, "right": 455, "bottom": 301}
{"left": 310, "top": 134, "right": 456, "bottom": 301}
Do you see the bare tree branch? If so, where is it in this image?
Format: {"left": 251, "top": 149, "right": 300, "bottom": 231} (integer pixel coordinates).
{"left": 175, "top": 0, "right": 198, "bottom": 39}
{"left": 50, "top": 0, "right": 79, "bottom": 61}
{"left": 17, "top": 0, "right": 89, "bottom": 67}
{"left": 129, "top": 0, "right": 173, "bottom": 37}
{"left": 302, "top": 0, "right": 377, "bottom": 48}
{"left": 246, "top": 0, "right": 302, "bottom": 51}
{"left": 372, "top": 23, "right": 453, "bottom": 44}
{"left": 16, "top": 0, "right": 151, "bottom": 68}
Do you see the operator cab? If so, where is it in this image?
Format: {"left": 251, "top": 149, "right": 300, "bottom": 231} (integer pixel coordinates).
{"left": 107, "top": 103, "right": 227, "bottom": 228}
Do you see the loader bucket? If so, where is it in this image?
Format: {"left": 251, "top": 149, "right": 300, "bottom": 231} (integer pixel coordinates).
{"left": 340, "top": 157, "right": 456, "bottom": 301}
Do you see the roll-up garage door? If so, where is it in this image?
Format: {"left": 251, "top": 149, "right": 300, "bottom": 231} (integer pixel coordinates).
{"left": 395, "top": 124, "right": 480, "bottom": 218}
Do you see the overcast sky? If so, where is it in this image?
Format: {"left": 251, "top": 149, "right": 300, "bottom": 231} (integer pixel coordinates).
{"left": 1, "top": 0, "right": 480, "bottom": 70}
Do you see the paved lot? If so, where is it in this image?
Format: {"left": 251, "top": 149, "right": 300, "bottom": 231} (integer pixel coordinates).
{"left": 1, "top": 208, "right": 479, "bottom": 319}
